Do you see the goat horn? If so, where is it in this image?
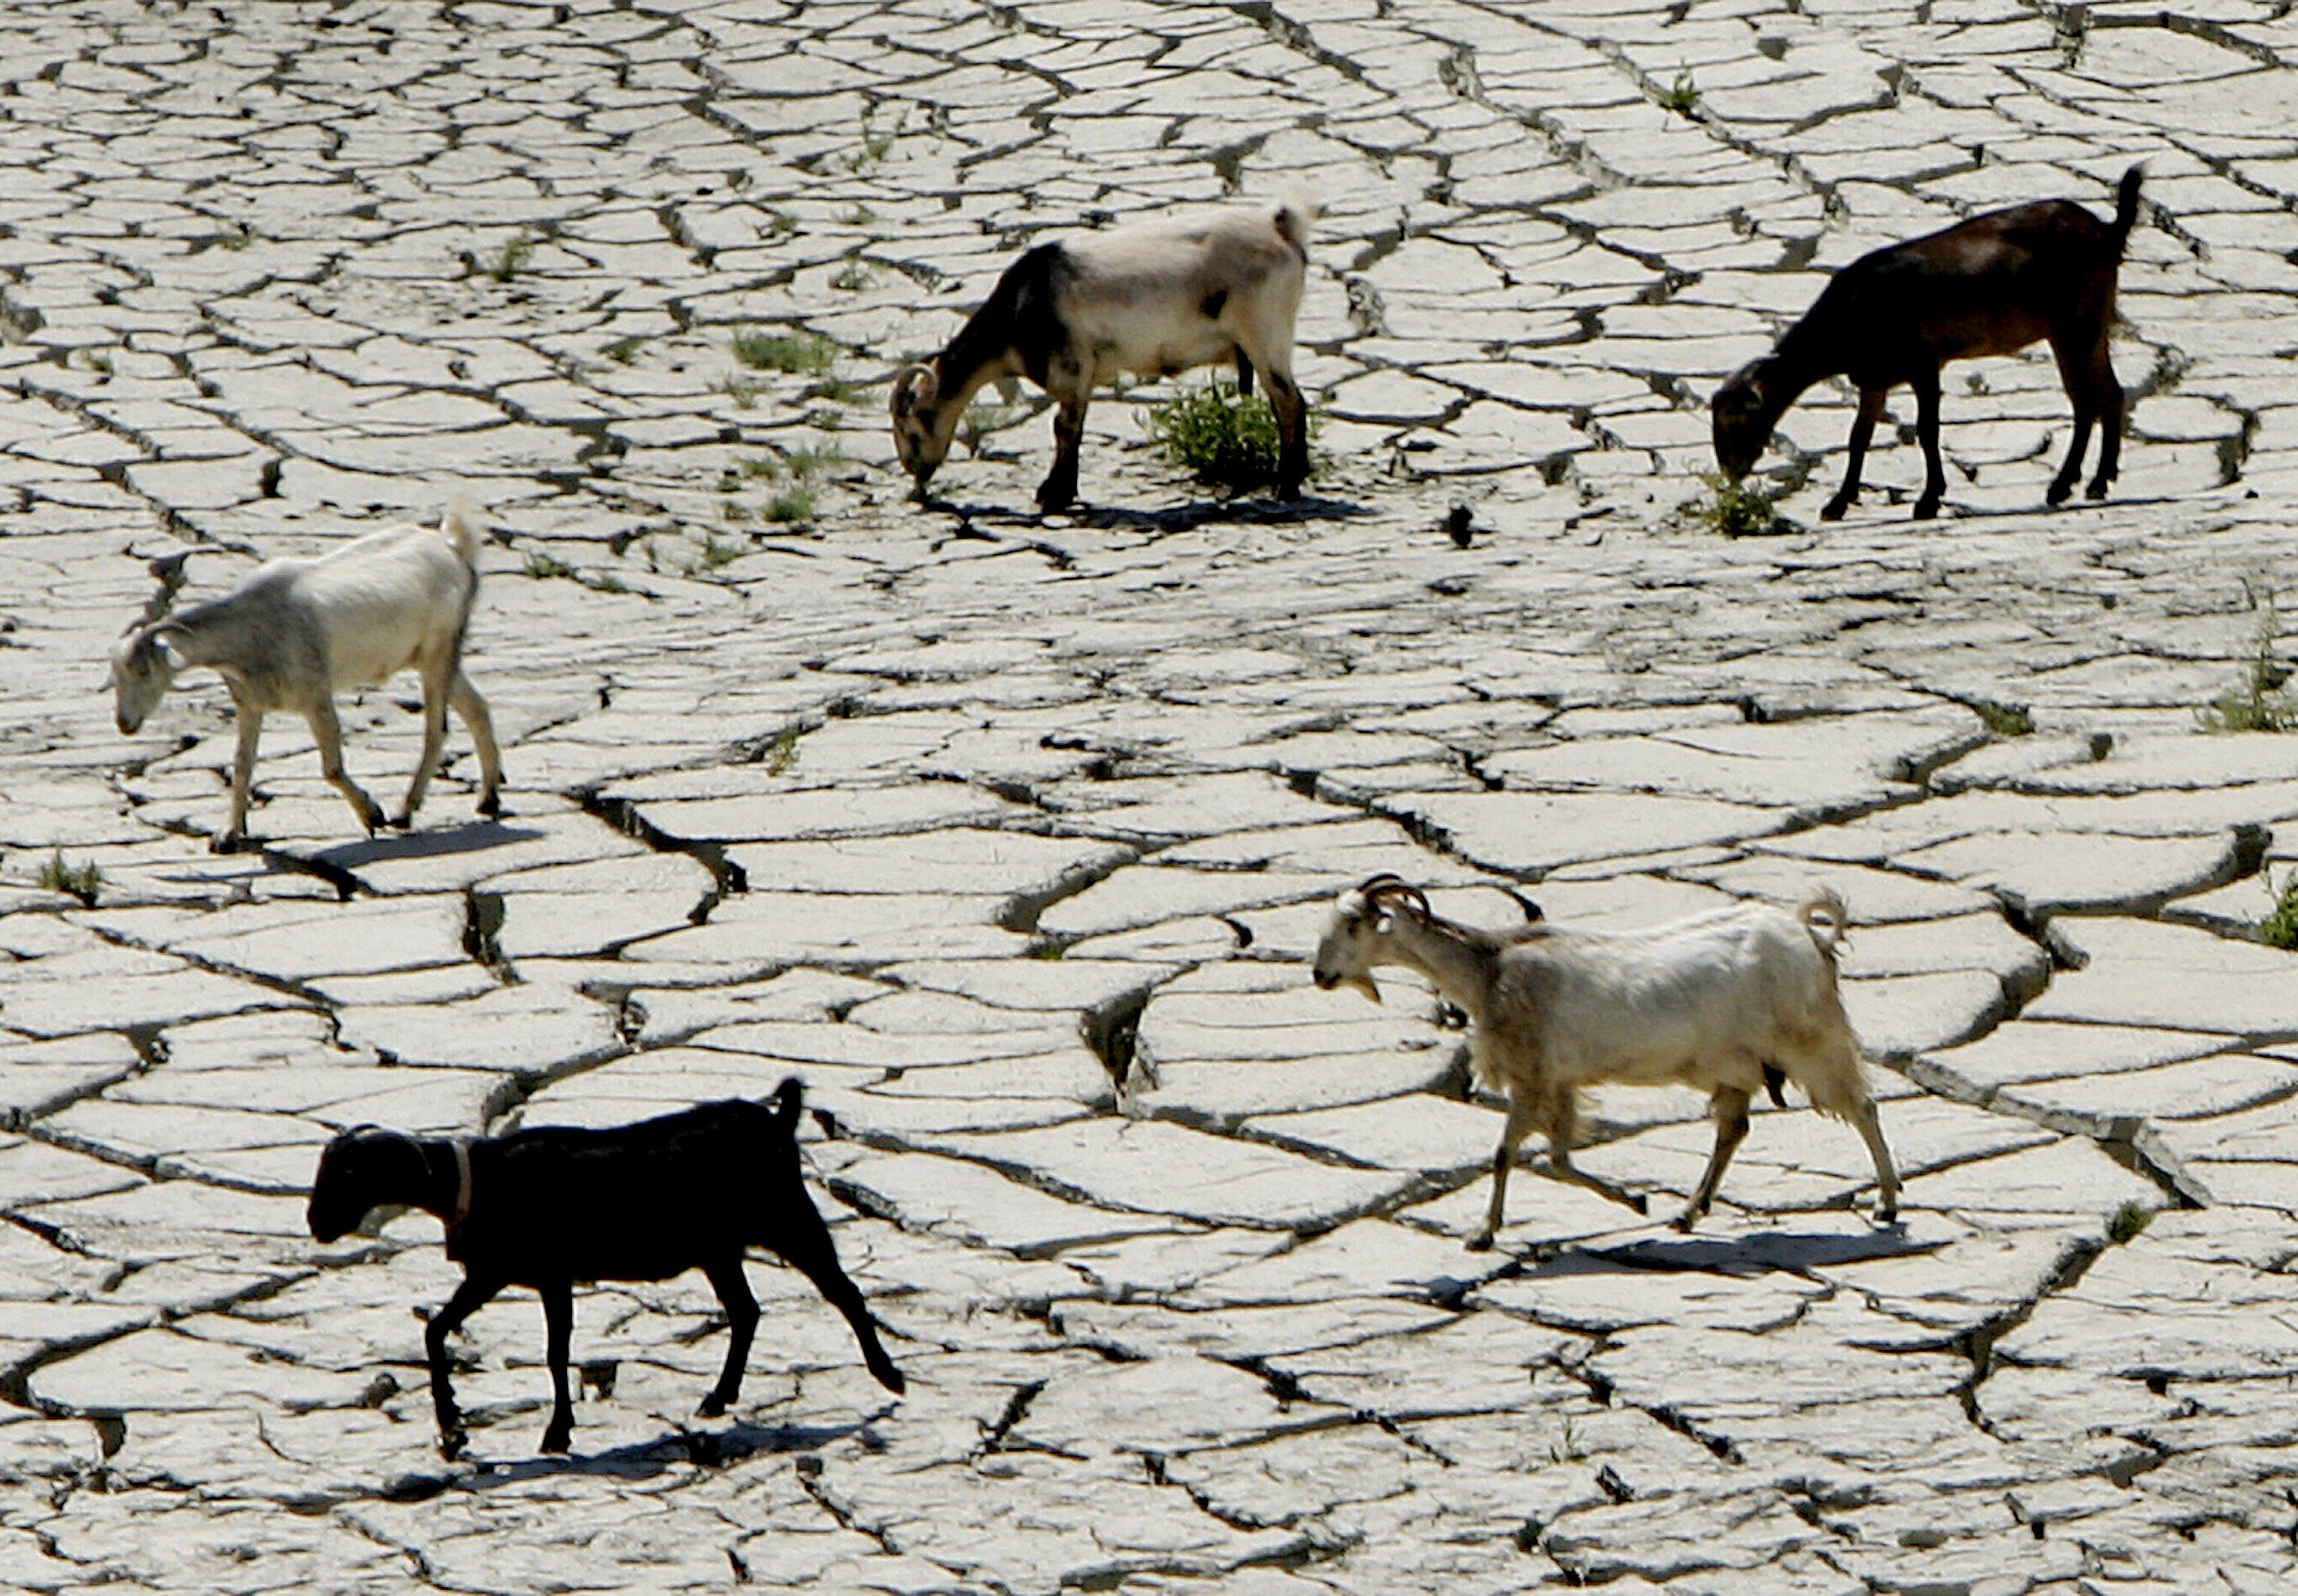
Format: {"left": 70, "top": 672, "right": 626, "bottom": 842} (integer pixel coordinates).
{"left": 132, "top": 550, "right": 191, "bottom": 631}
{"left": 1360, "top": 874, "right": 1430, "bottom": 919}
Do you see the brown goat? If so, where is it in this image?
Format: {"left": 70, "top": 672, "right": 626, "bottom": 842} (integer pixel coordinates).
{"left": 1712, "top": 165, "right": 2143, "bottom": 522}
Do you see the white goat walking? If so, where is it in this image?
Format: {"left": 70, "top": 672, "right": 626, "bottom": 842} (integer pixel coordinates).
{"left": 891, "top": 198, "right": 1314, "bottom": 510}
{"left": 1311, "top": 874, "right": 1899, "bottom": 1247}
{"left": 110, "top": 503, "right": 504, "bottom": 852}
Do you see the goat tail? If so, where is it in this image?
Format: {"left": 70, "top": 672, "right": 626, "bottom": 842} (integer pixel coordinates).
{"left": 1271, "top": 191, "right": 1318, "bottom": 257}
{"left": 2109, "top": 164, "right": 2144, "bottom": 256}
{"left": 772, "top": 1076, "right": 805, "bottom": 1133}
{"left": 1796, "top": 887, "right": 1851, "bottom": 961}
{"left": 439, "top": 495, "right": 487, "bottom": 568}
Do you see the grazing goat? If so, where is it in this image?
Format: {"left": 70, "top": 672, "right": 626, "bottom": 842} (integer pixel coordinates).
{"left": 1311, "top": 875, "right": 1899, "bottom": 1248}
{"left": 891, "top": 199, "right": 1313, "bottom": 510}
{"left": 307, "top": 1082, "right": 905, "bottom": 1458}
{"left": 1711, "top": 165, "right": 2143, "bottom": 522}
{"left": 110, "top": 502, "right": 504, "bottom": 851}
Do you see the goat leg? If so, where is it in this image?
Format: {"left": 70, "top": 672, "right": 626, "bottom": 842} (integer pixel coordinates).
{"left": 2086, "top": 355, "right": 2124, "bottom": 501}
{"left": 770, "top": 1210, "right": 905, "bottom": 1395}
{"left": 307, "top": 697, "right": 385, "bottom": 834}
{"left": 1823, "top": 389, "right": 1886, "bottom": 522}
{"left": 1910, "top": 368, "right": 1946, "bottom": 520}
{"left": 217, "top": 699, "right": 264, "bottom": 853}
{"left": 395, "top": 669, "right": 452, "bottom": 828}
{"left": 426, "top": 1272, "right": 503, "bottom": 1459}
{"left": 1678, "top": 1087, "right": 1751, "bottom": 1231}
{"left": 1855, "top": 1097, "right": 1901, "bottom": 1224}
{"left": 698, "top": 1257, "right": 759, "bottom": 1419}
{"left": 450, "top": 671, "right": 505, "bottom": 817}
{"left": 538, "top": 1280, "right": 575, "bottom": 1454}
{"left": 1035, "top": 367, "right": 1089, "bottom": 511}
{"left": 1266, "top": 368, "right": 1309, "bottom": 499}
{"left": 1469, "top": 1096, "right": 1539, "bottom": 1251}
{"left": 1233, "top": 349, "right": 1255, "bottom": 396}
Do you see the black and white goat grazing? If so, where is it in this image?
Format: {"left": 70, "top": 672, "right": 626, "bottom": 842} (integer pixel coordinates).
{"left": 1712, "top": 165, "right": 2144, "bottom": 521}
{"left": 1311, "top": 875, "right": 1899, "bottom": 1248}
{"left": 891, "top": 199, "right": 1313, "bottom": 510}
{"left": 307, "top": 1082, "right": 905, "bottom": 1458}
{"left": 109, "top": 503, "right": 504, "bottom": 851}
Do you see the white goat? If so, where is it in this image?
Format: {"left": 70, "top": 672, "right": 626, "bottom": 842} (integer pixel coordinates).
{"left": 110, "top": 503, "right": 504, "bottom": 852}
{"left": 890, "top": 198, "right": 1313, "bottom": 510}
{"left": 1311, "top": 874, "right": 1899, "bottom": 1247}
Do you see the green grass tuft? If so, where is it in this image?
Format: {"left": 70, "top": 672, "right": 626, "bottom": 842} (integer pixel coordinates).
{"left": 603, "top": 335, "right": 647, "bottom": 365}
{"left": 2108, "top": 1201, "right": 2154, "bottom": 1243}
{"left": 1691, "top": 471, "right": 1783, "bottom": 538}
{"left": 2195, "top": 610, "right": 2296, "bottom": 733}
{"left": 38, "top": 849, "right": 101, "bottom": 905}
{"left": 489, "top": 233, "right": 538, "bottom": 283}
{"left": 523, "top": 550, "right": 574, "bottom": 581}
{"left": 1141, "top": 379, "right": 1317, "bottom": 493}
{"left": 762, "top": 725, "right": 804, "bottom": 777}
{"left": 766, "top": 486, "right": 818, "bottom": 524}
{"left": 732, "top": 329, "right": 839, "bottom": 375}
{"left": 1974, "top": 701, "right": 2034, "bottom": 737}
{"left": 2260, "top": 870, "right": 2298, "bottom": 950}
{"left": 1657, "top": 70, "right": 1700, "bottom": 116}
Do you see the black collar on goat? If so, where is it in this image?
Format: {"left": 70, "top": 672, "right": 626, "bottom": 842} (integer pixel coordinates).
{"left": 308, "top": 1080, "right": 905, "bottom": 1459}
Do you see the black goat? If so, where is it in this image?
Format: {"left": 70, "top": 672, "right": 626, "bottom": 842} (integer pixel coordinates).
{"left": 1712, "top": 165, "right": 2144, "bottom": 521}
{"left": 307, "top": 1081, "right": 905, "bottom": 1458}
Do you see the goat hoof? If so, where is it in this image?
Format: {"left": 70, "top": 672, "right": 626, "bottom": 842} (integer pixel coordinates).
{"left": 439, "top": 1428, "right": 468, "bottom": 1461}
{"left": 1911, "top": 499, "right": 1941, "bottom": 522}
{"left": 2084, "top": 480, "right": 2111, "bottom": 501}
{"left": 211, "top": 832, "right": 245, "bottom": 855}
{"left": 539, "top": 1424, "right": 571, "bottom": 1455}
{"left": 1819, "top": 497, "right": 1850, "bottom": 522}
{"left": 872, "top": 1359, "right": 907, "bottom": 1396}
{"left": 1464, "top": 1232, "right": 1496, "bottom": 1253}
{"left": 2046, "top": 480, "right": 2074, "bottom": 507}
{"left": 696, "top": 1394, "right": 728, "bottom": 1419}
{"left": 1876, "top": 1204, "right": 1900, "bottom": 1226}
{"left": 386, "top": 811, "right": 413, "bottom": 831}
{"left": 477, "top": 792, "right": 503, "bottom": 818}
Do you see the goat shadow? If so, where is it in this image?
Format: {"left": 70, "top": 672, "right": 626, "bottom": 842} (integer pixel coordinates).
{"left": 380, "top": 1407, "right": 895, "bottom": 1500}
{"left": 1552, "top": 1223, "right": 1942, "bottom": 1276}
{"left": 314, "top": 817, "right": 548, "bottom": 871}
{"left": 921, "top": 490, "right": 1375, "bottom": 539}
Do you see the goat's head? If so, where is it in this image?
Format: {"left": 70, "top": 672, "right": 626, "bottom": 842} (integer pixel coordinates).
{"left": 1311, "top": 874, "right": 1429, "bottom": 1004}
{"left": 1711, "top": 358, "right": 1792, "bottom": 481}
{"left": 307, "top": 1126, "right": 428, "bottom": 1243}
{"left": 890, "top": 362, "right": 956, "bottom": 489}
{"left": 110, "top": 552, "right": 193, "bottom": 735}
{"left": 108, "top": 626, "right": 185, "bottom": 736}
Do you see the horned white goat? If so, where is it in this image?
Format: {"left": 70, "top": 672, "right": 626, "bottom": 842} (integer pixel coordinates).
{"left": 1311, "top": 874, "right": 1899, "bottom": 1247}
{"left": 110, "top": 502, "right": 504, "bottom": 852}
{"left": 890, "top": 198, "right": 1313, "bottom": 510}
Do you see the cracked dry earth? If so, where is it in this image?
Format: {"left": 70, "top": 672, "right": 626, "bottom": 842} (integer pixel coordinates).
{"left": 1, "top": 1, "right": 2296, "bottom": 1592}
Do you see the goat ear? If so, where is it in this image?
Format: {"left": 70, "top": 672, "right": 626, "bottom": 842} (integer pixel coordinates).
{"left": 891, "top": 364, "right": 937, "bottom": 419}
{"left": 151, "top": 634, "right": 185, "bottom": 673}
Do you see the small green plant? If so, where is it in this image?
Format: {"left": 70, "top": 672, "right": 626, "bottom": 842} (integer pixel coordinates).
{"left": 524, "top": 550, "right": 574, "bottom": 581}
{"left": 217, "top": 223, "right": 253, "bottom": 251}
{"left": 1547, "top": 1416, "right": 1585, "bottom": 1464}
{"left": 489, "top": 232, "right": 538, "bottom": 283}
{"left": 831, "top": 261, "right": 877, "bottom": 292}
{"left": 588, "top": 571, "right": 628, "bottom": 595}
{"left": 814, "top": 374, "right": 867, "bottom": 405}
{"left": 603, "top": 335, "right": 647, "bottom": 365}
{"left": 732, "top": 329, "right": 838, "bottom": 375}
{"left": 2260, "top": 869, "right": 2298, "bottom": 950}
{"left": 83, "top": 349, "right": 113, "bottom": 376}
{"left": 2195, "top": 610, "right": 2296, "bottom": 733}
{"left": 2108, "top": 1201, "right": 2154, "bottom": 1243}
{"left": 762, "top": 725, "right": 804, "bottom": 776}
{"left": 1141, "top": 379, "right": 1319, "bottom": 493}
{"left": 840, "top": 115, "right": 897, "bottom": 174}
{"left": 762, "top": 210, "right": 799, "bottom": 241}
{"left": 1691, "top": 471, "right": 1782, "bottom": 538}
{"left": 960, "top": 401, "right": 1026, "bottom": 454}
{"left": 765, "top": 486, "right": 819, "bottom": 524}
{"left": 699, "top": 532, "right": 742, "bottom": 568}
{"left": 1026, "top": 940, "right": 1065, "bottom": 960}
{"left": 1657, "top": 69, "right": 1699, "bottom": 116}
{"left": 842, "top": 204, "right": 877, "bottom": 227}
{"left": 38, "top": 849, "right": 101, "bottom": 906}
{"left": 1973, "top": 701, "right": 2033, "bottom": 737}
{"left": 784, "top": 441, "right": 844, "bottom": 480}
{"left": 722, "top": 499, "right": 751, "bottom": 524}
{"left": 717, "top": 375, "right": 764, "bottom": 409}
